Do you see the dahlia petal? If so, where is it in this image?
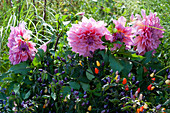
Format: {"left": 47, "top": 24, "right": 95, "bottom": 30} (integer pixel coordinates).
{"left": 118, "top": 16, "right": 126, "bottom": 27}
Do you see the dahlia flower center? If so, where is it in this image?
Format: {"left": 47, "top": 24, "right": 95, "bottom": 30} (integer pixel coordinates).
{"left": 114, "top": 32, "right": 126, "bottom": 42}
{"left": 86, "top": 36, "right": 94, "bottom": 45}
{"left": 19, "top": 41, "right": 29, "bottom": 52}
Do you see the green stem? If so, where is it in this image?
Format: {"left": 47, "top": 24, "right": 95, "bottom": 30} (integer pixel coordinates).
{"left": 155, "top": 65, "right": 170, "bottom": 75}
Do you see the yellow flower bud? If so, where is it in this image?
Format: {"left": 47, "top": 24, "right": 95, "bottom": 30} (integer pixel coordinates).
{"left": 165, "top": 79, "right": 170, "bottom": 85}
{"left": 96, "top": 61, "right": 100, "bottom": 67}
{"left": 79, "top": 61, "right": 83, "bottom": 66}
{"left": 151, "top": 86, "right": 155, "bottom": 90}
{"left": 150, "top": 73, "right": 154, "bottom": 77}
{"left": 74, "top": 105, "right": 76, "bottom": 109}
{"left": 143, "top": 103, "right": 148, "bottom": 109}
{"left": 88, "top": 105, "right": 92, "bottom": 111}
{"left": 115, "top": 75, "right": 118, "bottom": 80}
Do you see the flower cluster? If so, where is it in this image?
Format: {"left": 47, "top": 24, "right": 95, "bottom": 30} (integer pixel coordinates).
{"left": 7, "top": 22, "right": 50, "bottom": 65}
{"left": 7, "top": 22, "right": 37, "bottom": 65}
{"left": 66, "top": 16, "right": 112, "bottom": 57}
{"left": 131, "top": 9, "right": 164, "bottom": 55}
{"left": 67, "top": 10, "right": 164, "bottom": 56}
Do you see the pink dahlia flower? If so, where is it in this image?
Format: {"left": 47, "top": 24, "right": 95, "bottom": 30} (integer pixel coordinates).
{"left": 66, "top": 16, "right": 112, "bottom": 57}
{"left": 7, "top": 22, "right": 37, "bottom": 65}
{"left": 111, "top": 16, "right": 134, "bottom": 50}
{"left": 131, "top": 9, "right": 164, "bottom": 55}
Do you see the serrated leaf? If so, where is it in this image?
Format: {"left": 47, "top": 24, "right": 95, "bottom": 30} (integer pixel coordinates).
{"left": 9, "top": 62, "right": 30, "bottom": 75}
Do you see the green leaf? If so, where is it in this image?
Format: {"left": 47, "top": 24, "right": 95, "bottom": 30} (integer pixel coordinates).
{"left": 80, "top": 82, "right": 90, "bottom": 91}
{"left": 109, "top": 55, "right": 124, "bottom": 72}
{"left": 61, "top": 86, "right": 71, "bottom": 97}
{"left": 163, "top": 99, "right": 169, "bottom": 105}
{"left": 99, "top": 51, "right": 109, "bottom": 65}
{"left": 69, "top": 82, "right": 80, "bottom": 90}
{"left": 109, "top": 99, "right": 120, "bottom": 103}
{"left": 14, "top": 84, "right": 20, "bottom": 94}
{"left": 120, "top": 60, "right": 133, "bottom": 76}
{"left": 86, "top": 68, "right": 95, "bottom": 80}
{"left": 0, "top": 93, "right": 7, "bottom": 100}
{"left": 24, "top": 90, "right": 31, "bottom": 99}
{"left": 55, "top": 14, "right": 60, "bottom": 21}
{"left": 131, "top": 53, "right": 145, "bottom": 61}
{"left": 9, "top": 62, "right": 30, "bottom": 75}
{"left": 37, "top": 48, "right": 45, "bottom": 60}
{"left": 137, "top": 66, "right": 143, "bottom": 81}
{"left": 51, "top": 92, "right": 56, "bottom": 101}
{"left": 143, "top": 50, "right": 153, "bottom": 64}
{"left": 32, "top": 54, "right": 41, "bottom": 66}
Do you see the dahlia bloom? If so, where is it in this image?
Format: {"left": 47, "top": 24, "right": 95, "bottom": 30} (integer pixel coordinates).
{"left": 111, "top": 16, "right": 133, "bottom": 50}
{"left": 66, "top": 16, "right": 112, "bottom": 57}
{"left": 7, "top": 22, "right": 37, "bottom": 65}
{"left": 131, "top": 9, "right": 164, "bottom": 55}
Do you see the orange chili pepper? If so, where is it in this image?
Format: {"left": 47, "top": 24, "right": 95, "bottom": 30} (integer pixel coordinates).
{"left": 136, "top": 108, "right": 140, "bottom": 113}
{"left": 95, "top": 68, "right": 99, "bottom": 74}
{"left": 122, "top": 78, "right": 127, "bottom": 85}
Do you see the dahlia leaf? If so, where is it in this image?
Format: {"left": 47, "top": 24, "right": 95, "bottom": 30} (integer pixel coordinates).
{"left": 109, "top": 55, "right": 124, "bottom": 72}
{"left": 80, "top": 82, "right": 90, "bottom": 91}
{"left": 69, "top": 82, "right": 80, "bottom": 90}
{"left": 9, "top": 62, "right": 30, "bottom": 75}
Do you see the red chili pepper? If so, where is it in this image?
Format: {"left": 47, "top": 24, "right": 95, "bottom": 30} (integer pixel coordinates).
{"left": 147, "top": 84, "right": 152, "bottom": 90}
{"left": 137, "top": 88, "right": 140, "bottom": 93}
{"left": 125, "top": 85, "right": 129, "bottom": 91}
{"left": 151, "top": 78, "right": 155, "bottom": 81}
{"left": 122, "top": 78, "right": 127, "bottom": 85}
{"left": 140, "top": 106, "right": 144, "bottom": 112}
{"left": 95, "top": 68, "right": 99, "bottom": 74}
